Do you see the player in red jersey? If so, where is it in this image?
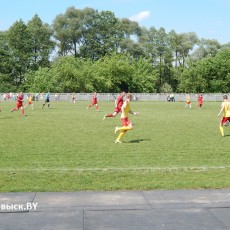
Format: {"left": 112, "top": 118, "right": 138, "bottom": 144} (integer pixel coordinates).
{"left": 11, "top": 92, "right": 25, "bottom": 116}
{"left": 103, "top": 92, "right": 126, "bottom": 120}
{"left": 87, "top": 92, "right": 99, "bottom": 111}
{"left": 197, "top": 94, "right": 203, "bottom": 109}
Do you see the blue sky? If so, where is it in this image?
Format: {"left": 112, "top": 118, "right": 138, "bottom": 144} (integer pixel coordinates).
{"left": 1, "top": 0, "right": 230, "bottom": 44}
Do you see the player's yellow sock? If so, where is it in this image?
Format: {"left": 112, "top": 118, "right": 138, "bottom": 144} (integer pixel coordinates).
{"left": 116, "top": 131, "right": 126, "bottom": 141}
{"left": 219, "top": 125, "right": 224, "bottom": 136}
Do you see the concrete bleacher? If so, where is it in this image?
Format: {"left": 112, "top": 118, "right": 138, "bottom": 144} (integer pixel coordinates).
{"left": 0, "top": 189, "right": 230, "bottom": 229}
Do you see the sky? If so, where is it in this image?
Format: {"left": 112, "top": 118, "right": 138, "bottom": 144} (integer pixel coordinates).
{"left": 0, "top": 0, "right": 230, "bottom": 44}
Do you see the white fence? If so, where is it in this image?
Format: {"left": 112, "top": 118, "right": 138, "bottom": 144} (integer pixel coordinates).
{"left": 0, "top": 93, "right": 228, "bottom": 102}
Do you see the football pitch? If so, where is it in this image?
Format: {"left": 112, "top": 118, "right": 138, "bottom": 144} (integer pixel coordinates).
{"left": 0, "top": 101, "right": 229, "bottom": 192}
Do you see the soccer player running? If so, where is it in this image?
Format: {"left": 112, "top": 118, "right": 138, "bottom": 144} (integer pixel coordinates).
{"left": 42, "top": 92, "right": 50, "bottom": 108}
{"left": 197, "top": 93, "right": 203, "bottom": 109}
{"left": 87, "top": 92, "right": 99, "bottom": 111}
{"left": 24, "top": 94, "right": 34, "bottom": 110}
{"left": 114, "top": 93, "right": 139, "bottom": 143}
{"left": 185, "top": 94, "right": 192, "bottom": 108}
{"left": 11, "top": 92, "right": 26, "bottom": 116}
{"left": 218, "top": 94, "right": 230, "bottom": 137}
{"left": 103, "top": 92, "right": 126, "bottom": 120}
{"left": 70, "top": 93, "right": 76, "bottom": 103}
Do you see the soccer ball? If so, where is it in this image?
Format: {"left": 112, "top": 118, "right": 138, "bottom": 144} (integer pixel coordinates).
{"left": 224, "top": 121, "right": 230, "bottom": 127}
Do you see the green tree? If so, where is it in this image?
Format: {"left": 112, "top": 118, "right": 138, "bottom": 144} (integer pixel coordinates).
{"left": 27, "top": 15, "right": 54, "bottom": 70}
{"left": 6, "top": 20, "right": 31, "bottom": 87}
{"left": 25, "top": 67, "right": 59, "bottom": 92}
{"left": 91, "top": 53, "right": 133, "bottom": 92}
{"left": 140, "top": 27, "right": 173, "bottom": 92}
{"left": 53, "top": 7, "right": 98, "bottom": 58}
{"left": 91, "top": 53, "right": 157, "bottom": 93}
{"left": 131, "top": 57, "right": 157, "bottom": 93}
{"left": 177, "top": 49, "right": 230, "bottom": 93}
{"left": 83, "top": 10, "right": 120, "bottom": 59}
{"left": 169, "top": 31, "right": 198, "bottom": 67}
{"left": 51, "top": 56, "right": 93, "bottom": 92}
{"left": 0, "top": 32, "right": 10, "bottom": 74}
{"left": 190, "top": 38, "right": 221, "bottom": 60}
{"left": 117, "top": 19, "right": 144, "bottom": 58}
{"left": 53, "top": 7, "right": 142, "bottom": 60}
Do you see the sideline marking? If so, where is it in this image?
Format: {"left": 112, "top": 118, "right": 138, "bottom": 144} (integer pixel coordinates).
{"left": 1, "top": 166, "right": 230, "bottom": 172}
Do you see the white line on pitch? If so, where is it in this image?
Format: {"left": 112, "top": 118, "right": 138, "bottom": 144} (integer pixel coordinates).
{"left": 0, "top": 166, "right": 230, "bottom": 172}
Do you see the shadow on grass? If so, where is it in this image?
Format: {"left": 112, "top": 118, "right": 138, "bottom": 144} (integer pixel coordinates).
{"left": 127, "top": 138, "right": 151, "bottom": 143}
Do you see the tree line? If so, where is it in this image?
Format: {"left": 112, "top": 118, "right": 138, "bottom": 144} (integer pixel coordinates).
{"left": 0, "top": 7, "right": 230, "bottom": 93}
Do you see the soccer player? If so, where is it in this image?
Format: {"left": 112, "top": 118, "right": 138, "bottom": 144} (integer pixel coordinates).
{"left": 197, "top": 93, "right": 203, "bottom": 109}
{"left": 185, "top": 94, "right": 192, "bottom": 108}
{"left": 11, "top": 92, "right": 25, "bottom": 116}
{"left": 218, "top": 94, "right": 230, "bottom": 137}
{"left": 103, "top": 92, "right": 126, "bottom": 120}
{"left": 42, "top": 92, "right": 50, "bottom": 108}
{"left": 170, "top": 93, "right": 175, "bottom": 102}
{"left": 114, "top": 93, "right": 139, "bottom": 143}
{"left": 87, "top": 92, "right": 99, "bottom": 111}
{"left": 70, "top": 93, "right": 76, "bottom": 103}
{"left": 24, "top": 94, "right": 34, "bottom": 109}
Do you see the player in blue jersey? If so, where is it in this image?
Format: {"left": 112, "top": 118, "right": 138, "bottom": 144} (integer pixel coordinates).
{"left": 42, "top": 92, "right": 50, "bottom": 108}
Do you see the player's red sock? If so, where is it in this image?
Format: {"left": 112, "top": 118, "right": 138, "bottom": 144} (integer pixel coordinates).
{"left": 96, "top": 105, "right": 99, "bottom": 110}
{"left": 106, "top": 114, "right": 113, "bottom": 117}
{"left": 21, "top": 109, "right": 24, "bottom": 116}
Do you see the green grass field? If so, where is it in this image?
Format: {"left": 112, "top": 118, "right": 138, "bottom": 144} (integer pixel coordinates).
{"left": 0, "top": 100, "right": 229, "bottom": 192}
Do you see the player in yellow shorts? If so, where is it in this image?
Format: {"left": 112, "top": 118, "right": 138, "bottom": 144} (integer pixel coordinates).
{"left": 114, "top": 93, "right": 139, "bottom": 143}
{"left": 185, "top": 94, "right": 192, "bottom": 108}
{"left": 218, "top": 94, "right": 230, "bottom": 137}
{"left": 24, "top": 94, "right": 34, "bottom": 110}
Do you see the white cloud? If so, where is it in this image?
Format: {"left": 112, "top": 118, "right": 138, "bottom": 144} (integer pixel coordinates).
{"left": 129, "top": 11, "right": 150, "bottom": 22}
